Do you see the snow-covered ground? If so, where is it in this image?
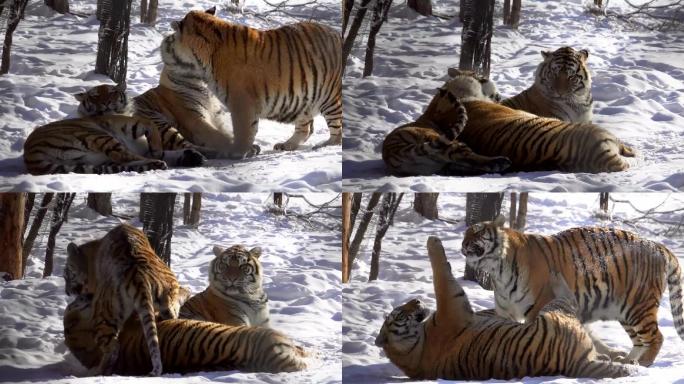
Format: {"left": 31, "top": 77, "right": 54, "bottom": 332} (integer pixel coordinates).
{"left": 0, "top": 193, "right": 341, "bottom": 383}
{"left": 343, "top": 193, "right": 684, "bottom": 382}
{"left": 0, "top": 0, "right": 341, "bottom": 192}
{"left": 342, "top": 0, "right": 684, "bottom": 192}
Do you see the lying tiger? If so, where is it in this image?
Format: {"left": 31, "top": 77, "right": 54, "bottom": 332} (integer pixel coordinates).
{"left": 64, "top": 294, "right": 307, "bottom": 375}
{"left": 375, "top": 236, "right": 635, "bottom": 380}
{"left": 23, "top": 115, "right": 205, "bottom": 175}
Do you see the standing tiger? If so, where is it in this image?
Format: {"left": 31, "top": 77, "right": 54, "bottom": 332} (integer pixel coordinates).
{"left": 179, "top": 245, "right": 270, "bottom": 327}
{"left": 64, "top": 224, "right": 190, "bottom": 376}
{"left": 64, "top": 294, "right": 307, "bottom": 375}
{"left": 461, "top": 216, "right": 684, "bottom": 366}
{"left": 161, "top": 9, "right": 342, "bottom": 159}
{"left": 382, "top": 72, "right": 511, "bottom": 176}
{"left": 501, "top": 47, "right": 593, "bottom": 123}
{"left": 375, "top": 237, "right": 634, "bottom": 380}
{"left": 448, "top": 69, "right": 634, "bottom": 173}
{"left": 23, "top": 115, "right": 205, "bottom": 175}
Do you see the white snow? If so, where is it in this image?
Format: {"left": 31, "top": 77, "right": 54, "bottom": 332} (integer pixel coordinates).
{"left": 0, "top": 0, "right": 341, "bottom": 192}
{"left": 0, "top": 193, "right": 341, "bottom": 383}
{"left": 342, "top": 0, "right": 684, "bottom": 191}
{"left": 343, "top": 192, "right": 684, "bottom": 382}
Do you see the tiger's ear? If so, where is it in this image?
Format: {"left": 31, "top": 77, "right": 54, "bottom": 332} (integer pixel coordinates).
{"left": 447, "top": 67, "right": 461, "bottom": 78}
{"left": 249, "top": 247, "right": 262, "bottom": 259}
{"left": 74, "top": 92, "right": 86, "bottom": 102}
{"left": 578, "top": 49, "right": 589, "bottom": 61}
{"left": 205, "top": 6, "right": 216, "bottom": 15}
{"left": 171, "top": 20, "right": 181, "bottom": 32}
{"left": 212, "top": 245, "right": 225, "bottom": 257}
{"left": 471, "top": 223, "right": 484, "bottom": 232}
{"left": 493, "top": 215, "right": 506, "bottom": 227}
{"left": 541, "top": 50, "right": 552, "bottom": 59}
{"left": 67, "top": 242, "right": 80, "bottom": 258}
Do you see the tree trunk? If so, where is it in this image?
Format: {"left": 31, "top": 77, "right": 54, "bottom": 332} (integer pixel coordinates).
{"left": 342, "top": 0, "right": 372, "bottom": 68}
{"left": 0, "top": 193, "right": 25, "bottom": 280}
{"left": 347, "top": 193, "right": 381, "bottom": 278}
{"left": 1, "top": 0, "right": 29, "bottom": 75}
{"left": 459, "top": 0, "right": 495, "bottom": 78}
{"left": 342, "top": 193, "right": 352, "bottom": 283}
{"left": 515, "top": 192, "right": 528, "bottom": 231}
{"left": 183, "top": 193, "right": 191, "bottom": 224}
{"left": 144, "top": 0, "right": 158, "bottom": 25}
{"left": 349, "top": 193, "right": 363, "bottom": 232}
{"left": 369, "top": 193, "right": 403, "bottom": 281}
{"left": 363, "top": 0, "right": 392, "bottom": 77}
{"left": 274, "top": 193, "right": 283, "bottom": 208}
{"left": 45, "top": 0, "right": 69, "bottom": 13}
{"left": 509, "top": 192, "right": 517, "bottom": 228}
{"left": 503, "top": 0, "right": 511, "bottom": 24}
{"left": 464, "top": 193, "right": 503, "bottom": 290}
{"left": 22, "top": 193, "right": 54, "bottom": 276}
{"left": 600, "top": 192, "right": 609, "bottom": 213}
{"left": 140, "top": 193, "right": 176, "bottom": 266}
{"left": 23, "top": 192, "right": 35, "bottom": 237}
{"left": 407, "top": 0, "right": 431, "bottom": 16}
{"left": 43, "top": 193, "right": 75, "bottom": 278}
{"left": 95, "top": 0, "right": 133, "bottom": 84}
{"left": 510, "top": 0, "right": 521, "bottom": 28}
{"left": 140, "top": 0, "right": 147, "bottom": 22}
{"left": 594, "top": 0, "right": 603, "bottom": 7}
{"left": 342, "top": 0, "right": 354, "bottom": 36}
{"left": 459, "top": 0, "right": 464, "bottom": 22}
{"left": 413, "top": 193, "right": 439, "bottom": 220}
{"left": 188, "top": 192, "right": 201, "bottom": 227}
{"left": 87, "top": 193, "right": 112, "bottom": 216}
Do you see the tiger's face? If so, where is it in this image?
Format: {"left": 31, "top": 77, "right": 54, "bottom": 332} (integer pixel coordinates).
{"left": 461, "top": 215, "right": 507, "bottom": 273}
{"left": 375, "top": 299, "right": 430, "bottom": 355}
{"left": 537, "top": 46, "right": 590, "bottom": 98}
{"left": 64, "top": 239, "right": 100, "bottom": 296}
{"left": 161, "top": 8, "right": 218, "bottom": 77}
{"left": 74, "top": 84, "right": 128, "bottom": 117}
{"left": 209, "top": 245, "right": 263, "bottom": 295}
{"left": 445, "top": 68, "right": 502, "bottom": 103}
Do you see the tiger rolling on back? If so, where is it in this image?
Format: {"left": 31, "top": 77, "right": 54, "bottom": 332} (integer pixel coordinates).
{"left": 64, "top": 294, "right": 307, "bottom": 375}
{"left": 180, "top": 245, "right": 270, "bottom": 327}
{"left": 161, "top": 9, "right": 342, "bottom": 159}
{"left": 382, "top": 72, "right": 511, "bottom": 176}
{"left": 375, "top": 237, "right": 634, "bottom": 380}
{"left": 501, "top": 47, "right": 593, "bottom": 123}
{"left": 461, "top": 216, "right": 684, "bottom": 366}
{"left": 23, "top": 115, "right": 205, "bottom": 175}
{"left": 447, "top": 69, "right": 635, "bottom": 173}
{"left": 64, "top": 224, "right": 190, "bottom": 376}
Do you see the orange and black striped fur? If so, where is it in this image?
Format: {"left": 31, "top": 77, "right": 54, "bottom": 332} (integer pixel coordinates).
{"left": 161, "top": 9, "right": 342, "bottom": 159}
{"left": 461, "top": 216, "right": 684, "bottom": 366}
{"left": 64, "top": 224, "right": 190, "bottom": 376}
{"left": 180, "top": 245, "right": 270, "bottom": 327}
{"left": 382, "top": 70, "right": 511, "bottom": 176}
{"left": 375, "top": 237, "right": 634, "bottom": 380}
{"left": 23, "top": 115, "right": 205, "bottom": 175}
{"left": 64, "top": 294, "right": 307, "bottom": 375}
{"left": 501, "top": 47, "right": 593, "bottom": 123}
{"left": 445, "top": 69, "right": 634, "bottom": 173}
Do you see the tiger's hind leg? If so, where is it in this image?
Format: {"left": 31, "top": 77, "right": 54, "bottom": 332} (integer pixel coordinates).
{"left": 619, "top": 316, "right": 663, "bottom": 367}
{"left": 228, "top": 101, "right": 261, "bottom": 159}
{"left": 439, "top": 141, "right": 511, "bottom": 176}
{"left": 314, "top": 97, "right": 342, "bottom": 149}
{"left": 274, "top": 119, "right": 313, "bottom": 151}
{"left": 584, "top": 324, "right": 629, "bottom": 361}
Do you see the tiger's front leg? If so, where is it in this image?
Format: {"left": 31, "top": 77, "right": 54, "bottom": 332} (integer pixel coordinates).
{"left": 274, "top": 119, "right": 313, "bottom": 151}
{"left": 436, "top": 141, "right": 512, "bottom": 176}
{"left": 227, "top": 104, "right": 261, "bottom": 160}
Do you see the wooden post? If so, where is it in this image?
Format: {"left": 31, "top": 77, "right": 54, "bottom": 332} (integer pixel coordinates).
{"left": 0, "top": 193, "right": 25, "bottom": 280}
{"left": 342, "top": 193, "right": 351, "bottom": 283}
{"left": 413, "top": 193, "right": 439, "bottom": 220}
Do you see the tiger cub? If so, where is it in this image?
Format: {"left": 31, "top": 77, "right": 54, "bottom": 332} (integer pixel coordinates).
{"left": 64, "top": 223, "right": 190, "bottom": 376}
{"left": 382, "top": 73, "right": 511, "bottom": 176}
{"left": 179, "top": 245, "right": 270, "bottom": 327}
{"left": 501, "top": 47, "right": 593, "bottom": 123}
{"left": 375, "top": 237, "right": 634, "bottom": 380}
{"left": 461, "top": 216, "right": 684, "bottom": 366}
{"left": 161, "top": 9, "right": 342, "bottom": 159}
{"left": 23, "top": 115, "right": 205, "bottom": 175}
{"left": 447, "top": 69, "right": 634, "bottom": 173}
{"left": 64, "top": 294, "right": 307, "bottom": 375}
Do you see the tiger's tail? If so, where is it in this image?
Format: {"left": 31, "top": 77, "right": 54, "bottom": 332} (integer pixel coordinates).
{"left": 665, "top": 247, "right": 684, "bottom": 340}
{"left": 572, "top": 360, "right": 635, "bottom": 379}
{"left": 135, "top": 281, "right": 163, "bottom": 376}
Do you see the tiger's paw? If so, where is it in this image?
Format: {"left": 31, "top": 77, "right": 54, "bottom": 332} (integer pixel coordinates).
{"left": 228, "top": 145, "right": 261, "bottom": 160}
{"left": 491, "top": 157, "right": 512, "bottom": 173}
{"left": 613, "top": 355, "right": 639, "bottom": 365}
{"left": 274, "top": 142, "right": 298, "bottom": 151}
{"left": 179, "top": 149, "right": 207, "bottom": 167}
{"left": 144, "top": 160, "right": 168, "bottom": 172}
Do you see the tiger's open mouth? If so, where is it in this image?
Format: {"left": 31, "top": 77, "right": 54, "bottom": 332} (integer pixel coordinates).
{"left": 462, "top": 244, "right": 484, "bottom": 258}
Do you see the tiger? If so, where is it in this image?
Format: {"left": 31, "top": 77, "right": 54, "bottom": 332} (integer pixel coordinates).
{"left": 64, "top": 293, "right": 307, "bottom": 375}
{"left": 179, "top": 245, "right": 270, "bottom": 327}
{"left": 381, "top": 72, "right": 512, "bottom": 176}
{"left": 23, "top": 115, "right": 206, "bottom": 175}
{"left": 64, "top": 223, "right": 190, "bottom": 376}
{"left": 375, "top": 236, "right": 635, "bottom": 380}
{"left": 461, "top": 215, "right": 684, "bottom": 366}
{"left": 445, "top": 68, "right": 634, "bottom": 173}
{"left": 501, "top": 47, "right": 593, "bottom": 123}
{"left": 160, "top": 9, "right": 342, "bottom": 159}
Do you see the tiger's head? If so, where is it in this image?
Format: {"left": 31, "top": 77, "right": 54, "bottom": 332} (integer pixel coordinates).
{"left": 161, "top": 7, "right": 219, "bottom": 78}
{"left": 461, "top": 215, "right": 507, "bottom": 274}
{"left": 209, "top": 245, "right": 264, "bottom": 296}
{"left": 375, "top": 298, "right": 430, "bottom": 360}
{"left": 444, "top": 68, "right": 502, "bottom": 103}
{"left": 74, "top": 83, "right": 128, "bottom": 117}
{"left": 536, "top": 46, "right": 591, "bottom": 99}
{"left": 63, "top": 293, "right": 101, "bottom": 369}
{"left": 64, "top": 239, "right": 100, "bottom": 296}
